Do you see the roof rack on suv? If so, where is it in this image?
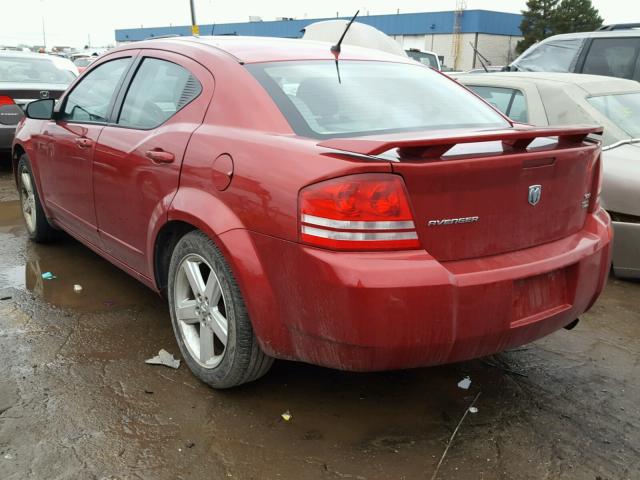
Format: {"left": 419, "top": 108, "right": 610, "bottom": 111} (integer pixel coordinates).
{"left": 597, "top": 23, "right": 640, "bottom": 31}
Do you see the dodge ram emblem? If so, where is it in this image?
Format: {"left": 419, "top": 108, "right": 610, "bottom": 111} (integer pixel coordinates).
{"left": 528, "top": 184, "right": 542, "bottom": 206}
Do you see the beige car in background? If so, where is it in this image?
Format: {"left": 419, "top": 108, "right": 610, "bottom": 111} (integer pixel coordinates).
{"left": 457, "top": 72, "right": 640, "bottom": 279}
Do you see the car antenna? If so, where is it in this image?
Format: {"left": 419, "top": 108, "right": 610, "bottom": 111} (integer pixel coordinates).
{"left": 468, "top": 41, "right": 490, "bottom": 72}
{"left": 331, "top": 10, "right": 359, "bottom": 83}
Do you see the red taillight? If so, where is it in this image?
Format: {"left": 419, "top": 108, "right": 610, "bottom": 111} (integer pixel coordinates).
{"left": 588, "top": 155, "right": 602, "bottom": 213}
{"left": 0, "top": 96, "right": 15, "bottom": 106}
{"left": 299, "top": 173, "right": 421, "bottom": 251}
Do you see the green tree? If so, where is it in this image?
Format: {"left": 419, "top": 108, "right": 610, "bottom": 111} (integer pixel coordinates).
{"left": 516, "top": 0, "right": 559, "bottom": 54}
{"left": 552, "top": 0, "right": 603, "bottom": 34}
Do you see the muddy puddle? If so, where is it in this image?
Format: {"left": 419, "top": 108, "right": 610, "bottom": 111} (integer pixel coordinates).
{"left": 0, "top": 163, "right": 639, "bottom": 480}
{"left": 0, "top": 199, "right": 155, "bottom": 312}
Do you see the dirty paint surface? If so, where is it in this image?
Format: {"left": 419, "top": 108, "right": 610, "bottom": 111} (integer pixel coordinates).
{"left": 0, "top": 159, "right": 639, "bottom": 480}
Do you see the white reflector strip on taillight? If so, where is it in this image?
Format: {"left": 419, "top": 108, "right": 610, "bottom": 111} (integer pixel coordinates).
{"left": 302, "top": 214, "right": 415, "bottom": 231}
{"left": 301, "top": 225, "right": 418, "bottom": 241}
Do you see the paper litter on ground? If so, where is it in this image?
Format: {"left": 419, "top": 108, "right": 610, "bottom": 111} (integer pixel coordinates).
{"left": 457, "top": 376, "right": 472, "bottom": 390}
{"left": 145, "top": 349, "right": 180, "bottom": 369}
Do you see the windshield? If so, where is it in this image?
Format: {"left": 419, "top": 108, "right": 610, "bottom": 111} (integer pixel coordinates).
{"left": 587, "top": 92, "right": 640, "bottom": 138}
{"left": 0, "top": 56, "right": 76, "bottom": 84}
{"left": 248, "top": 60, "right": 508, "bottom": 138}
{"left": 512, "top": 38, "right": 582, "bottom": 72}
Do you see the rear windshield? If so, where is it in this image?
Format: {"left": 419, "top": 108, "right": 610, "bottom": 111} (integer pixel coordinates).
{"left": 0, "top": 56, "right": 76, "bottom": 84}
{"left": 406, "top": 51, "right": 439, "bottom": 69}
{"left": 587, "top": 92, "right": 640, "bottom": 138}
{"left": 74, "top": 57, "right": 93, "bottom": 67}
{"left": 247, "top": 60, "right": 509, "bottom": 138}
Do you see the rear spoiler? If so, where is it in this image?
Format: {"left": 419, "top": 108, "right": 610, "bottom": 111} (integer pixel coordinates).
{"left": 318, "top": 125, "right": 603, "bottom": 158}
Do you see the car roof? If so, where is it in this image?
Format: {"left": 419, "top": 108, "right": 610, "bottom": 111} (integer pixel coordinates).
{"left": 536, "top": 29, "right": 640, "bottom": 41}
{"left": 118, "top": 35, "right": 414, "bottom": 64}
{"left": 456, "top": 72, "right": 640, "bottom": 95}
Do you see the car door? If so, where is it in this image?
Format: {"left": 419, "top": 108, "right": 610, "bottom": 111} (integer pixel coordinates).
{"left": 39, "top": 52, "right": 136, "bottom": 245}
{"left": 92, "top": 50, "right": 214, "bottom": 277}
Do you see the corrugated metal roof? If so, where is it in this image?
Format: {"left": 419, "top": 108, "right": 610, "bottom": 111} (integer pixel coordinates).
{"left": 115, "top": 10, "right": 522, "bottom": 42}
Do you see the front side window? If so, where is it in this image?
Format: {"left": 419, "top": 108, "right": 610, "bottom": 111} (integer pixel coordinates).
{"left": 0, "top": 56, "right": 76, "bottom": 84}
{"left": 582, "top": 38, "right": 640, "bottom": 80}
{"left": 465, "top": 86, "right": 528, "bottom": 123}
{"left": 587, "top": 92, "right": 640, "bottom": 138}
{"left": 513, "top": 38, "right": 583, "bottom": 72}
{"left": 248, "top": 61, "right": 508, "bottom": 138}
{"left": 62, "top": 57, "right": 131, "bottom": 123}
{"left": 117, "top": 58, "right": 202, "bottom": 129}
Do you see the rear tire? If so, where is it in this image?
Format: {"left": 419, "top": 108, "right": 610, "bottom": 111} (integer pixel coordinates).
{"left": 17, "top": 154, "right": 56, "bottom": 242}
{"left": 167, "top": 230, "right": 273, "bottom": 388}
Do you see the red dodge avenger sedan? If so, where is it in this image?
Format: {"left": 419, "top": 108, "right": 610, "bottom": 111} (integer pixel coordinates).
{"left": 13, "top": 36, "right": 612, "bottom": 388}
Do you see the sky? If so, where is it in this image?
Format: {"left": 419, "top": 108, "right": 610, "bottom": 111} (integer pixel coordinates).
{"left": 0, "top": 0, "right": 631, "bottom": 49}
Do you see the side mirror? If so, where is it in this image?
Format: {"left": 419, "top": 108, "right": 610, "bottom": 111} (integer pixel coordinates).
{"left": 25, "top": 99, "right": 55, "bottom": 120}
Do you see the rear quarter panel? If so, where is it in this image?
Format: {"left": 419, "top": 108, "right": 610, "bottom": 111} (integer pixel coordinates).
{"left": 169, "top": 54, "right": 394, "bottom": 243}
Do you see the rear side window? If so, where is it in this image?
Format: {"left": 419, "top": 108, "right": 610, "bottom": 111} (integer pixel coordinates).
{"left": 514, "top": 38, "right": 583, "bottom": 72}
{"left": 62, "top": 57, "right": 131, "bottom": 123}
{"left": 248, "top": 60, "right": 508, "bottom": 138}
{"left": 587, "top": 92, "right": 640, "bottom": 138}
{"left": 468, "top": 86, "right": 528, "bottom": 123}
{"left": 508, "top": 91, "right": 528, "bottom": 123}
{"left": 118, "top": 58, "right": 202, "bottom": 129}
{"left": 582, "top": 38, "right": 640, "bottom": 80}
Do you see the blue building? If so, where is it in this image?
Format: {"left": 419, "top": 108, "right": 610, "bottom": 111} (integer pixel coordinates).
{"left": 115, "top": 10, "right": 523, "bottom": 70}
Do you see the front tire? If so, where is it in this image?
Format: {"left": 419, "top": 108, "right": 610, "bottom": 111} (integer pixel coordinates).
{"left": 167, "top": 231, "right": 273, "bottom": 388}
{"left": 17, "top": 154, "right": 56, "bottom": 242}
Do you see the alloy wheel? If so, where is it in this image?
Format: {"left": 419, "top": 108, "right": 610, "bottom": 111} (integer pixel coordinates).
{"left": 20, "top": 168, "right": 37, "bottom": 233}
{"left": 173, "top": 254, "right": 228, "bottom": 368}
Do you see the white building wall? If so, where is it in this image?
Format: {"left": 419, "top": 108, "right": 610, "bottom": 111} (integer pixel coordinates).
{"left": 392, "top": 33, "right": 522, "bottom": 71}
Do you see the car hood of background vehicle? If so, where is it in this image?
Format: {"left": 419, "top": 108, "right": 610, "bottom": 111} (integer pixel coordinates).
{"left": 602, "top": 143, "right": 640, "bottom": 217}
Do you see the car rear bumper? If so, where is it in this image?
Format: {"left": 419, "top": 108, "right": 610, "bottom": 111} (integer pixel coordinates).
{"left": 0, "top": 124, "right": 16, "bottom": 151}
{"left": 220, "top": 209, "right": 612, "bottom": 371}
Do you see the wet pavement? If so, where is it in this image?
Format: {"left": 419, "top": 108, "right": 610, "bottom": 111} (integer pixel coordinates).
{"left": 0, "top": 157, "right": 639, "bottom": 480}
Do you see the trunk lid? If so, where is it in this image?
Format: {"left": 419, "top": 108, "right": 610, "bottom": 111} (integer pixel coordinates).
{"left": 0, "top": 82, "right": 66, "bottom": 125}
{"left": 319, "top": 125, "right": 602, "bottom": 261}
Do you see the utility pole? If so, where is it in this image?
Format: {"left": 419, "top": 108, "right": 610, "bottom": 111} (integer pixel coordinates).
{"left": 41, "top": 16, "right": 47, "bottom": 49}
{"left": 190, "top": 0, "right": 199, "bottom": 36}
{"left": 40, "top": 0, "right": 46, "bottom": 50}
{"left": 452, "top": 0, "right": 467, "bottom": 71}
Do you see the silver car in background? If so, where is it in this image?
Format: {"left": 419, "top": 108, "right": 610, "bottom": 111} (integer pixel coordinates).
{"left": 505, "top": 27, "right": 640, "bottom": 81}
{"left": 0, "top": 51, "right": 77, "bottom": 153}
{"left": 457, "top": 72, "right": 640, "bottom": 279}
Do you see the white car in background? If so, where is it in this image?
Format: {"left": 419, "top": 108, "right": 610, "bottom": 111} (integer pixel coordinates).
{"left": 457, "top": 72, "right": 640, "bottom": 279}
